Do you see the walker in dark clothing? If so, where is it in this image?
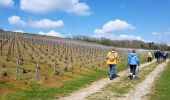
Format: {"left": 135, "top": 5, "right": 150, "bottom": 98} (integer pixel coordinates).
{"left": 155, "top": 51, "right": 162, "bottom": 63}
{"left": 162, "top": 52, "right": 168, "bottom": 62}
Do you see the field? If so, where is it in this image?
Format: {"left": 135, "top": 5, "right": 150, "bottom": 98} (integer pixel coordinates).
{"left": 0, "top": 31, "right": 148, "bottom": 99}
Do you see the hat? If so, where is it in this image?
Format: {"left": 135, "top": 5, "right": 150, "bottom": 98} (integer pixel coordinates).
{"left": 132, "top": 49, "right": 136, "bottom": 53}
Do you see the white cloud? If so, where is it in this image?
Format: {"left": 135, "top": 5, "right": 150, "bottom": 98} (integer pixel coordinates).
{"left": 0, "top": 0, "right": 14, "bottom": 7}
{"left": 38, "top": 30, "right": 64, "bottom": 38}
{"left": 152, "top": 32, "right": 160, "bottom": 36}
{"left": 8, "top": 16, "right": 26, "bottom": 26}
{"left": 92, "top": 19, "right": 137, "bottom": 41}
{"left": 94, "top": 19, "right": 134, "bottom": 34}
{"left": 92, "top": 33, "right": 144, "bottom": 41}
{"left": 67, "top": 1, "right": 90, "bottom": 15}
{"left": 164, "top": 31, "right": 170, "bottom": 35}
{"left": 152, "top": 30, "right": 170, "bottom": 49}
{"left": 8, "top": 15, "right": 64, "bottom": 28}
{"left": 20, "top": 0, "right": 90, "bottom": 16}
{"left": 152, "top": 29, "right": 170, "bottom": 39}
{"left": 14, "top": 30, "right": 25, "bottom": 33}
{"left": 118, "top": 35, "right": 144, "bottom": 41}
{"left": 30, "top": 19, "right": 64, "bottom": 28}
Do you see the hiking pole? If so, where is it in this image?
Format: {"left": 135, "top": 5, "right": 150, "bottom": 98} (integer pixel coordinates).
{"left": 124, "top": 65, "right": 129, "bottom": 80}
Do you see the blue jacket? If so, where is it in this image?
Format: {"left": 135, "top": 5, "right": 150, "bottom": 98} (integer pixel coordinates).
{"left": 127, "top": 53, "right": 140, "bottom": 65}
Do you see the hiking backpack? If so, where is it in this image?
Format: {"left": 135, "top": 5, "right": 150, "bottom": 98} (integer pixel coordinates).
{"left": 163, "top": 52, "right": 166, "bottom": 57}
{"left": 109, "top": 52, "right": 115, "bottom": 62}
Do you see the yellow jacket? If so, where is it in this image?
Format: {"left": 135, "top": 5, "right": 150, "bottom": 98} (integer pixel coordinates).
{"left": 107, "top": 51, "right": 118, "bottom": 65}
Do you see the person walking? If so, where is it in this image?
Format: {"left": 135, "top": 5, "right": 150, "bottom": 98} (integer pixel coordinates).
{"left": 162, "top": 51, "right": 168, "bottom": 62}
{"left": 166, "top": 52, "right": 169, "bottom": 58}
{"left": 127, "top": 49, "right": 140, "bottom": 79}
{"left": 147, "top": 51, "right": 153, "bottom": 62}
{"left": 107, "top": 48, "right": 119, "bottom": 80}
{"left": 155, "top": 50, "right": 162, "bottom": 63}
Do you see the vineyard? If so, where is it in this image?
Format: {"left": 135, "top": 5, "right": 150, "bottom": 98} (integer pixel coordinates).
{"left": 0, "top": 31, "right": 147, "bottom": 99}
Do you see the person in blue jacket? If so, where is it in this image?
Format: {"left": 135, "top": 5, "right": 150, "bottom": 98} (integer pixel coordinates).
{"left": 127, "top": 49, "right": 140, "bottom": 79}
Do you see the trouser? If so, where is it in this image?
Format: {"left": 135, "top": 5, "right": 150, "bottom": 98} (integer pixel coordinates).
{"left": 148, "top": 57, "right": 152, "bottom": 62}
{"left": 157, "top": 57, "right": 160, "bottom": 62}
{"left": 130, "top": 65, "right": 137, "bottom": 75}
{"left": 109, "top": 64, "right": 116, "bottom": 78}
{"left": 163, "top": 56, "right": 166, "bottom": 62}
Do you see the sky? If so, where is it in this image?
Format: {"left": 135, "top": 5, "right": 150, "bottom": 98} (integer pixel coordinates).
{"left": 0, "top": 0, "right": 170, "bottom": 45}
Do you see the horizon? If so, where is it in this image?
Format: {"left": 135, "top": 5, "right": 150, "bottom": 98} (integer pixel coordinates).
{"left": 0, "top": 0, "right": 170, "bottom": 45}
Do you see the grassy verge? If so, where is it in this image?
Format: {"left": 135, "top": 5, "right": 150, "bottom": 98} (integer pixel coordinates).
{"left": 0, "top": 57, "right": 147, "bottom": 100}
{"left": 149, "top": 60, "right": 170, "bottom": 100}
{"left": 1, "top": 69, "right": 108, "bottom": 100}
{"left": 87, "top": 60, "right": 160, "bottom": 100}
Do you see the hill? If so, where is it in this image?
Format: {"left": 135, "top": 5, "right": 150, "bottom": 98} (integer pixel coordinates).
{"left": 0, "top": 31, "right": 153, "bottom": 99}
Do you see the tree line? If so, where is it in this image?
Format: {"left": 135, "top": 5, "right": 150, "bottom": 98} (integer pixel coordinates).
{"left": 70, "top": 35, "right": 170, "bottom": 51}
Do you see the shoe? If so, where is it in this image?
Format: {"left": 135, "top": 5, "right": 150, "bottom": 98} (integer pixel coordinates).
{"left": 113, "top": 74, "right": 117, "bottom": 78}
{"left": 130, "top": 75, "right": 133, "bottom": 80}
{"left": 130, "top": 73, "right": 133, "bottom": 80}
{"left": 109, "top": 77, "right": 113, "bottom": 80}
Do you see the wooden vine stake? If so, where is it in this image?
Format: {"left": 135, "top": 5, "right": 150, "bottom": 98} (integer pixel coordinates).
{"left": 54, "top": 59, "right": 57, "bottom": 75}
{"left": 16, "top": 57, "right": 20, "bottom": 80}
{"left": 54, "top": 53, "right": 58, "bottom": 75}
{"left": 35, "top": 57, "right": 40, "bottom": 79}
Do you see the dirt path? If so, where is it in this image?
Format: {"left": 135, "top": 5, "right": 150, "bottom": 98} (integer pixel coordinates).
{"left": 121, "top": 59, "right": 169, "bottom": 100}
{"left": 58, "top": 60, "right": 156, "bottom": 100}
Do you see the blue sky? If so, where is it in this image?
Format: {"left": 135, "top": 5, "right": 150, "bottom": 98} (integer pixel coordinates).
{"left": 0, "top": 0, "right": 170, "bottom": 45}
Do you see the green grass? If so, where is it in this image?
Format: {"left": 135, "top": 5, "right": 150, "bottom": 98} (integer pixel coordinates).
{"left": 1, "top": 69, "right": 108, "bottom": 100}
{"left": 0, "top": 80, "right": 20, "bottom": 90}
{"left": 0, "top": 57, "right": 147, "bottom": 100}
{"left": 149, "top": 60, "right": 170, "bottom": 100}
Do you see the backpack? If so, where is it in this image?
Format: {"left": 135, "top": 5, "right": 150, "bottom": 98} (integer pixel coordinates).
{"left": 163, "top": 52, "right": 166, "bottom": 57}
{"left": 109, "top": 52, "right": 115, "bottom": 62}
